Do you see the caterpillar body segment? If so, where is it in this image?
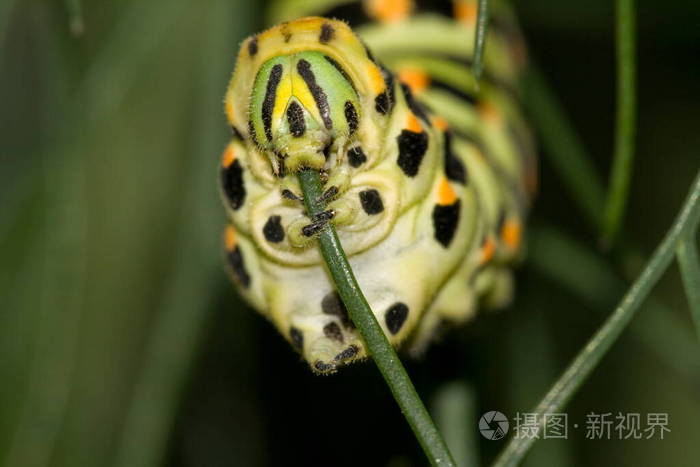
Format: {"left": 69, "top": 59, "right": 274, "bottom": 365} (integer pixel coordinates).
{"left": 219, "top": 1, "right": 535, "bottom": 373}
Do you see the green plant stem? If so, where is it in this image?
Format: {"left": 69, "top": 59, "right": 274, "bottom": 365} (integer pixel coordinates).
{"left": 297, "top": 169, "right": 455, "bottom": 467}
{"left": 677, "top": 235, "right": 700, "bottom": 341}
{"left": 472, "top": 0, "right": 489, "bottom": 86}
{"left": 522, "top": 66, "right": 606, "bottom": 229}
{"left": 494, "top": 168, "right": 700, "bottom": 467}
{"left": 602, "top": 0, "right": 637, "bottom": 245}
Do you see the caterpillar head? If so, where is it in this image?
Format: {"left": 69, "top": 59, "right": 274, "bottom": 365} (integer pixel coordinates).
{"left": 225, "top": 17, "right": 392, "bottom": 177}
{"left": 248, "top": 51, "right": 361, "bottom": 172}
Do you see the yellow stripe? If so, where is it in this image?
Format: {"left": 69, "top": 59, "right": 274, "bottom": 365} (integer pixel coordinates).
{"left": 272, "top": 70, "right": 293, "bottom": 132}
{"left": 367, "top": 63, "right": 386, "bottom": 95}
{"left": 291, "top": 68, "right": 322, "bottom": 123}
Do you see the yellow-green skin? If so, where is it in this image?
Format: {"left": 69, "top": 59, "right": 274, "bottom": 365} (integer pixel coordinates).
{"left": 219, "top": 14, "right": 533, "bottom": 373}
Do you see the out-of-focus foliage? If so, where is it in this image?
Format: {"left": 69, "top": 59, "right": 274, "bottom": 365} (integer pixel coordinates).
{"left": 0, "top": 1, "right": 699, "bottom": 466}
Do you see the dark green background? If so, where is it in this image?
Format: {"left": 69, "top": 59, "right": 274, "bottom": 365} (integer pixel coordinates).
{"left": 1, "top": 1, "right": 699, "bottom": 466}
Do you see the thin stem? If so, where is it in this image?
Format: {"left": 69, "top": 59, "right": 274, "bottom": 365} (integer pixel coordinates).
{"left": 297, "top": 169, "right": 455, "bottom": 467}
{"left": 472, "top": 0, "right": 489, "bottom": 86}
{"left": 602, "top": 0, "right": 637, "bottom": 245}
{"left": 529, "top": 224, "right": 700, "bottom": 387}
{"left": 494, "top": 169, "right": 700, "bottom": 466}
{"left": 677, "top": 235, "right": 700, "bottom": 341}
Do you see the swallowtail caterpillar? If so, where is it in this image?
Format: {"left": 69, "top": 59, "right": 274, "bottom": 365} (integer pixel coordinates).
{"left": 220, "top": 0, "right": 536, "bottom": 373}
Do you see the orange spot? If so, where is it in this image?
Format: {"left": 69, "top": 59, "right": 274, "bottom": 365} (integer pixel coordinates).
{"left": 406, "top": 113, "right": 422, "bottom": 133}
{"left": 221, "top": 144, "right": 236, "bottom": 168}
{"left": 433, "top": 116, "right": 450, "bottom": 131}
{"left": 479, "top": 235, "right": 496, "bottom": 265}
{"left": 365, "top": 0, "right": 413, "bottom": 23}
{"left": 479, "top": 101, "right": 501, "bottom": 125}
{"left": 454, "top": 0, "right": 477, "bottom": 26}
{"left": 367, "top": 63, "right": 386, "bottom": 94}
{"left": 398, "top": 67, "right": 430, "bottom": 94}
{"left": 224, "top": 225, "right": 237, "bottom": 251}
{"left": 438, "top": 178, "right": 457, "bottom": 205}
{"left": 501, "top": 218, "right": 522, "bottom": 252}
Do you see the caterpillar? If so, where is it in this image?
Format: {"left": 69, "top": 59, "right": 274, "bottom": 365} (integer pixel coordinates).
{"left": 220, "top": 0, "right": 536, "bottom": 373}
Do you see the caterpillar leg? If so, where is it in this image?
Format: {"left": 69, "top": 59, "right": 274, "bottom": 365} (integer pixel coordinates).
{"left": 282, "top": 290, "right": 365, "bottom": 374}
{"left": 475, "top": 266, "right": 514, "bottom": 310}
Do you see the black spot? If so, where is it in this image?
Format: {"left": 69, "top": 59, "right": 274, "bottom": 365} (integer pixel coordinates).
{"left": 323, "top": 322, "right": 344, "bottom": 343}
{"left": 385, "top": 303, "right": 409, "bottom": 335}
{"left": 221, "top": 159, "right": 246, "bottom": 210}
{"left": 319, "top": 22, "right": 335, "bottom": 43}
{"left": 290, "top": 327, "right": 304, "bottom": 351}
{"left": 314, "top": 360, "right": 335, "bottom": 372}
{"left": 334, "top": 345, "right": 358, "bottom": 361}
{"left": 400, "top": 83, "right": 430, "bottom": 125}
{"left": 359, "top": 189, "right": 384, "bottom": 215}
{"left": 323, "top": 55, "right": 357, "bottom": 94}
{"left": 347, "top": 146, "right": 367, "bottom": 168}
{"left": 443, "top": 132, "right": 467, "bottom": 184}
{"left": 374, "top": 67, "right": 395, "bottom": 114}
{"left": 322, "top": 291, "right": 354, "bottom": 329}
{"left": 397, "top": 129, "right": 429, "bottom": 177}
{"left": 262, "top": 215, "right": 285, "bottom": 243}
{"left": 344, "top": 101, "right": 358, "bottom": 133}
{"left": 230, "top": 126, "right": 244, "bottom": 141}
{"left": 227, "top": 247, "right": 251, "bottom": 288}
{"left": 248, "top": 36, "right": 258, "bottom": 56}
{"left": 262, "top": 64, "right": 283, "bottom": 141}
{"left": 297, "top": 59, "right": 332, "bottom": 130}
{"left": 322, "top": 143, "right": 332, "bottom": 160}
{"left": 430, "top": 79, "right": 477, "bottom": 106}
{"left": 375, "top": 93, "right": 390, "bottom": 114}
{"left": 281, "top": 189, "right": 300, "bottom": 201}
{"left": 286, "top": 101, "right": 306, "bottom": 137}
{"left": 432, "top": 200, "right": 461, "bottom": 247}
